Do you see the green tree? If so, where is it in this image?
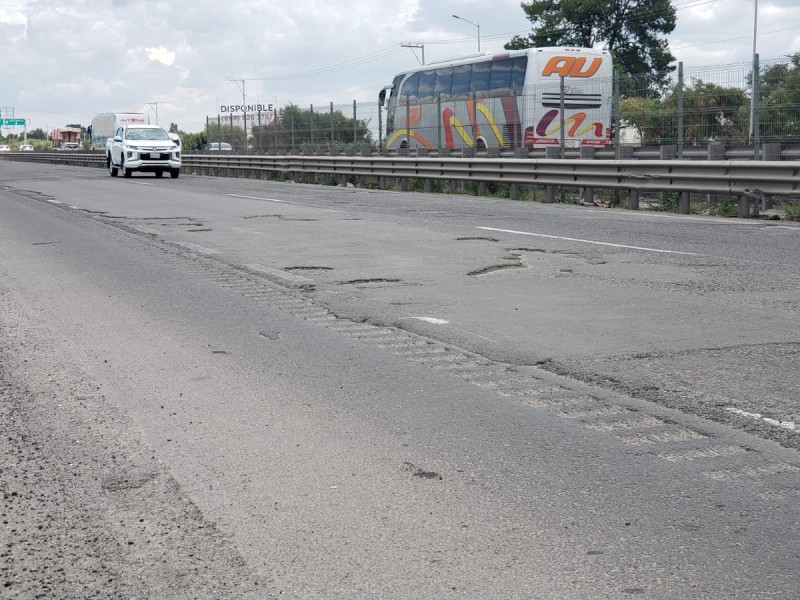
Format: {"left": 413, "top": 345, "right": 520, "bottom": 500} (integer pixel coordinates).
{"left": 250, "top": 104, "right": 374, "bottom": 154}
{"left": 180, "top": 132, "right": 206, "bottom": 152}
{"left": 27, "top": 128, "right": 47, "bottom": 140}
{"left": 758, "top": 53, "right": 800, "bottom": 143}
{"left": 506, "top": 0, "right": 677, "bottom": 95}
{"left": 168, "top": 122, "right": 181, "bottom": 134}
{"left": 621, "top": 80, "right": 749, "bottom": 145}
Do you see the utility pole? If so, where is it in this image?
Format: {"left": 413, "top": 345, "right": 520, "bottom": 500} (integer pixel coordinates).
{"left": 401, "top": 43, "right": 425, "bottom": 65}
{"left": 146, "top": 101, "right": 160, "bottom": 125}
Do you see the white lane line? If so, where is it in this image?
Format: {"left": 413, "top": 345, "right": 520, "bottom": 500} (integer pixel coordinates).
{"left": 226, "top": 194, "right": 286, "bottom": 203}
{"left": 407, "top": 316, "right": 449, "bottom": 325}
{"left": 399, "top": 316, "right": 499, "bottom": 343}
{"left": 771, "top": 226, "right": 800, "bottom": 232}
{"left": 477, "top": 226, "right": 700, "bottom": 256}
{"left": 128, "top": 181, "right": 152, "bottom": 186}
{"left": 725, "top": 407, "right": 799, "bottom": 433}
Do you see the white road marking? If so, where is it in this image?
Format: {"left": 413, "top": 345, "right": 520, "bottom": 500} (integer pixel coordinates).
{"left": 226, "top": 194, "right": 286, "bottom": 203}
{"left": 477, "top": 226, "right": 700, "bottom": 255}
{"left": 771, "top": 226, "right": 800, "bottom": 232}
{"left": 128, "top": 181, "right": 152, "bottom": 186}
{"left": 46, "top": 199, "right": 63, "bottom": 204}
{"left": 407, "top": 317, "right": 449, "bottom": 325}
{"left": 725, "top": 407, "right": 798, "bottom": 432}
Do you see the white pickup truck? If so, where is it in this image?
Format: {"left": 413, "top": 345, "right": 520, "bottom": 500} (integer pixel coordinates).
{"left": 107, "top": 124, "right": 181, "bottom": 178}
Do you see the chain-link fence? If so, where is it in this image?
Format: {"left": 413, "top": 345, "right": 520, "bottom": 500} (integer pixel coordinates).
{"left": 622, "top": 56, "right": 800, "bottom": 152}
{"left": 202, "top": 54, "right": 800, "bottom": 157}
{"left": 203, "top": 101, "right": 381, "bottom": 155}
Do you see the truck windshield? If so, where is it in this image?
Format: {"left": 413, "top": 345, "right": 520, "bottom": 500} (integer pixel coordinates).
{"left": 126, "top": 128, "right": 170, "bottom": 141}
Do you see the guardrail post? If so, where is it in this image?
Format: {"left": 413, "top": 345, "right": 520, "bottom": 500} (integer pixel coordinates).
{"left": 379, "top": 176, "right": 386, "bottom": 190}
{"left": 545, "top": 146, "right": 560, "bottom": 159}
{"left": 618, "top": 146, "right": 634, "bottom": 159}
{"left": 738, "top": 196, "right": 750, "bottom": 218}
{"left": 660, "top": 145, "right": 677, "bottom": 160}
{"left": 545, "top": 186, "right": 555, "bottom": 203}
{"left": 762, "top": 143, "right": 781, "bottom": 161}
{"left": 628, "top": 190, "right": 639, "bottom": 210}
{"left": 478, "top": 182, "right": 486, "bottom": 196}
{"left": 679, "top": 191, "right": 690, "bottom": 214}
{"left": 582, "top": 187, "right": 594, "bottom": 205}
{"left": 510, "top": 183, "right": 518, "bottom": 200}
{"left": 708, "top": 143, "right": 725, "bottom": 160}
{"left": 424, "top": 178, "right": 432, "bottom": 193}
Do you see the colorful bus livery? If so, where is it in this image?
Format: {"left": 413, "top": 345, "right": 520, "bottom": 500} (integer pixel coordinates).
{"left": 381, "top": 47, "right": 613, "bottom": 152}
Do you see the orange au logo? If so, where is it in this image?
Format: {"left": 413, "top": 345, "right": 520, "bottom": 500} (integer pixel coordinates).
{"left": 542, "top": 56, "right": 603, "bottom": 78}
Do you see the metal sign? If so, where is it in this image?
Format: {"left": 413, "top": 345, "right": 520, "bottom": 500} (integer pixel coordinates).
{"left": 1, "top": 119, "right": 25, "bottom": 125}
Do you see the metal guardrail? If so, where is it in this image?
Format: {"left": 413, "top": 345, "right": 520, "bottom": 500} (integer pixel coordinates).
{"left": 186, "top": 154, "right": 800, "bottom": 200}
{"left": 3, "top": 151, "right": 799, "bottom": 211}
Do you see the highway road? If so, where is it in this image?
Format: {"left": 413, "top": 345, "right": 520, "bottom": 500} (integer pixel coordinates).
{"left": 1, "top": 161, "right": 798, "bottom": 598}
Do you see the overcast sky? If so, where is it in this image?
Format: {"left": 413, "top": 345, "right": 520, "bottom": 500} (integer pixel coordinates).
{"left": 1, "top": 0, "right": 798, "bottom": 135}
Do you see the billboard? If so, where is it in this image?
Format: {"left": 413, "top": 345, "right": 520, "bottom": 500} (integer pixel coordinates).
{"left": 215, "top": 96, "right": 275, "bottom": 127}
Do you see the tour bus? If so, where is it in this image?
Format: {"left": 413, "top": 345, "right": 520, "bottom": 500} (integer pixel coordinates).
{"left": 379, "top": 47, "right": 613, "bottom": 152}
{"left": 88, "top": 112, "right": 150, "bottom": 150}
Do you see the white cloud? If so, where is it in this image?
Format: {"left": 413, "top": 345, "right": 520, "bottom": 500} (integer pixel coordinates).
{"left": 147, "top": 46, "right": 176, "bottom": 66}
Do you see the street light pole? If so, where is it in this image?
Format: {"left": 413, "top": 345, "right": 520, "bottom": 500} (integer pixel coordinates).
{"left": 452, "top": 14, "right": 480, "bottom": 52}
{"left": 749, "top": 0, "right": 760, "bottom": 158}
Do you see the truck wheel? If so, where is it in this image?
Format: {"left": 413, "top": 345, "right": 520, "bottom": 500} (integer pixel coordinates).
{"left": 170, "top": 169, "right": 180, "bottom": 179}
{"left": 108, "top": 156, "right": 118, "bottom": 177}
{"left": 155, "top": 170, "right": 164, "bottom": 178}
{"left": 122, "top": 160, "right": 132, "bottom": 178}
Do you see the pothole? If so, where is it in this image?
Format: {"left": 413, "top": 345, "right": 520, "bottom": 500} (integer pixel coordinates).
{"left": 339, "top": 278, "right": 402, "bottom": 285}
{"left": 468, "top": 263, "right": 524, "bottom": 277}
